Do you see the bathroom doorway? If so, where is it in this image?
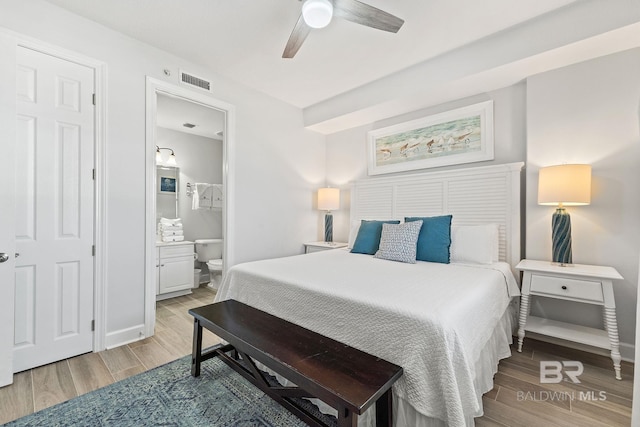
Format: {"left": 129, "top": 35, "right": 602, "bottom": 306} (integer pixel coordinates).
{"left": 144, "top": 77, "right": 235, "bottom": 337}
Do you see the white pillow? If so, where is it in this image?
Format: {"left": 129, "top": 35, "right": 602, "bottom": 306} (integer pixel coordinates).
{"left": 347, "top": 220, "right": 361, "bottom": 249}
{"left": 450, "top": 224, "right": 499, "bottom": 264}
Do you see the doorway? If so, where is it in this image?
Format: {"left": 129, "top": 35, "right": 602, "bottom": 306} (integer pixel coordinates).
{"left": 144, "top": 78, "right": 235, "bottom": 337}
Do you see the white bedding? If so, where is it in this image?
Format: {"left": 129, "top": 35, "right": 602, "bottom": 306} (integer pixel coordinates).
{"left": 214, "top": 249, "right": 519, "bottom": 426}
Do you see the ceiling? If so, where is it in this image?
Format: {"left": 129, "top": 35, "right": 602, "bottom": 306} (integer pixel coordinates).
{"left": 156, "top": 93, "right": 225, "bottom": 140}
{"left": 44, "top": 0, "right": 578, "bottom": 109}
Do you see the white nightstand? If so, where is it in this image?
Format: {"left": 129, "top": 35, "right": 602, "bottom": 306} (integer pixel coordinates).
{"left": 516, "top": 259, "right": 624, "bottom": 380}
{"left": 304, "top": 241, "right": 348, "bottom": 254}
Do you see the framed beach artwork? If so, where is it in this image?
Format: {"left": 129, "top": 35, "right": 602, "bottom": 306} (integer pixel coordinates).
{"left": 157, "top": 166, "right": 179, "bottom": 194}
{"left": 367, "top": 100, "right": 494, "bottom": 175}
{"left": 159, "top": 176, "right": 176, "bottom": 193}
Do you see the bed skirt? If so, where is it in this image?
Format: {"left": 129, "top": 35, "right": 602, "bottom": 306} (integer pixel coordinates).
{"left": 384, "top": 301, "right": 516, "bottom": 427}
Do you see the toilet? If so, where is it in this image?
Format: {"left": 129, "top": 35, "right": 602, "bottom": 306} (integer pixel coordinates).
{"left": 195, "top": 239, "right": 223, "bottom": 289}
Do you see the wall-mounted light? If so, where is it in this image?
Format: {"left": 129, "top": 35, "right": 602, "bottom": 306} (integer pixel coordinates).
{"left": 156, "top": 146, "right": 177, "bottom": 166}
{"left": 538, "top": 164, "right": 591, "bottom": 265}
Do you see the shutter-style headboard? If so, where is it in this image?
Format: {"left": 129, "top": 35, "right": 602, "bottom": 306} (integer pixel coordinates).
{"left": 350, "top": 162, "right": 524, "bottom": 270}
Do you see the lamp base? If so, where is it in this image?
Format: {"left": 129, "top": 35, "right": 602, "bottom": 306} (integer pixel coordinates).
{"left": 324, "top": 212, "right": 333, "bottom": 243}
{"left": 552, "top": 207, "right": 572, "bottom": 265}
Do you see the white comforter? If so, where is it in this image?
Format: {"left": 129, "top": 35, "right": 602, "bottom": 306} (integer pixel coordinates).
{"left": 214, "top": 249, "right": 519, "bottom": 426}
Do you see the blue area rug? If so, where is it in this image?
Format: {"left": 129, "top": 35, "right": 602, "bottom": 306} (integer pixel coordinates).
{"left": 6, "top": 356, "right": 333, "bottom": 426}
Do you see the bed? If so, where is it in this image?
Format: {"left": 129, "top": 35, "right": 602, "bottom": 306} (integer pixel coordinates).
{"left": 215, "top": 162, "right": 524, "bottom": 427}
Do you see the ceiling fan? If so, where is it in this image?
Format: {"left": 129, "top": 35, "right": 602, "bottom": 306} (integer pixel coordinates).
{"left": 283, "top": 0, "right": 404, "bottom": 58}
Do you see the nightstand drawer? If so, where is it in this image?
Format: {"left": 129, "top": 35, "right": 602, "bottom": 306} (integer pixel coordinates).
{"left": 530, "top": 274, "right": 604, "bottom": 303}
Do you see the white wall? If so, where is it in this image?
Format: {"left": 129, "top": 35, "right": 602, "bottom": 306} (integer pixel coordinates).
{"left": 325, "top": 83, "right": 527, "bottom": 242}
{"left": 0, "top": 1, "right": 325, "bottom": 343}
{"left": 156, "top": 128, "right": 223, "bottom": 242}
{"left": 526, "top": 48, "right": 640, "bottom": 355}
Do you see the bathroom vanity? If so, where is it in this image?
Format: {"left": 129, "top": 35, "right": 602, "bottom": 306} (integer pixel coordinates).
{"left": 156, "top": 240, "right": 195, "bottom": 300}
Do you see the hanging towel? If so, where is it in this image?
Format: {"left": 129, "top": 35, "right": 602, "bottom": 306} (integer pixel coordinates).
{"left": 211, "top": 184, "right": 223, "bottom": 209}
{"left": 192, "top": 183, "right": 213, "bottom": 210}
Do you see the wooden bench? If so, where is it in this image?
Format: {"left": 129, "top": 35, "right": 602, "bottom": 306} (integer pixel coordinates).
{"left": 189, "top": 299, "right": 403, "bottom": 427}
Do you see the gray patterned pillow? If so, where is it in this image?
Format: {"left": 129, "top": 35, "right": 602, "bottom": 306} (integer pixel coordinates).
{"left": 374, "top": 220, "right": 423, "bottom": 263}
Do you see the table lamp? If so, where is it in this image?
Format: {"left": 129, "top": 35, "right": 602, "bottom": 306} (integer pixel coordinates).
{"left": 318, "top": 187, "right": 340, "bottom": 242}
{"left": 538, "top": 164, "right": 591, "bottom": 265}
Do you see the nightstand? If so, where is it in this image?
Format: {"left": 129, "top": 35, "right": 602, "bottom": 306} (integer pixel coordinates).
{"left": 516, "top": 259, "right": 624, "bottom": 380}
{"left": 304, "top": 241, "right": 348, "bottom": 254}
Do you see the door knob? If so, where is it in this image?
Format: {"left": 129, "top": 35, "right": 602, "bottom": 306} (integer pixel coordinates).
{"left": 0, "top": 253, "right": 9, "bottom": 263}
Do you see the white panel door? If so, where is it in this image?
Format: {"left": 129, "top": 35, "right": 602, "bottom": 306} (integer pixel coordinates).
{"left": 13, "top": 46, "right": 95, "bottom": 372}
{"left": 0, "top": 34, "right": 17, "bottom": 387}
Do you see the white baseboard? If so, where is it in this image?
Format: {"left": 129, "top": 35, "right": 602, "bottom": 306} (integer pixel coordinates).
{"left": 620, "top": 341, "right": 635, "bottom": 363}
{"left": 105, "top": 324, "right": 146, "bottom": 349}
{"left": 524, "top": 332, "right": 635, "bottom": 362}
{"left": 155, "top": 289, "right": 191, "bottom": 301}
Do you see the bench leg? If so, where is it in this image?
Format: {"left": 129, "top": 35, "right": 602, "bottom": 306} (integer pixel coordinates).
{"left": 375, "top": 388, "right": 393, "bottom": 427}
{"left": 191, "top": 318, "right": 203, "bottom": 377}
{"left": 337, "top": 407, "right": 357, "bottom": 427}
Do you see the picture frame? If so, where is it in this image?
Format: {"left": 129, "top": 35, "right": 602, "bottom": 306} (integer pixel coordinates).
{"left": 367, "top": 100, "right": 494, "bottom": 175}
{"left": 159, "top": 176, "right": 176, "bottom": 193}
{"left": 157, "top": 165, "right": 179, "bottom": 195}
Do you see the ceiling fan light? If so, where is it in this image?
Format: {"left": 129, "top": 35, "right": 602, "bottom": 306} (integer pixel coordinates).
{"left": 302, "top": 0, "right": 333, "bottom": 29}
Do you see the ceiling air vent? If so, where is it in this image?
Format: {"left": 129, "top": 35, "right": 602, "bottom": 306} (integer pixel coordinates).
{"left": 180, "top": 70, "right": 211, "bottom": 91}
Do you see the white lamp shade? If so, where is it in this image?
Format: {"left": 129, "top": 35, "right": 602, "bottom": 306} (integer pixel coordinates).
{"left": 302, "top": 0, "right": 333, "bottom": 29}
{"left": 318, "top": 187, "right": 340, "bottom": 211}
{"left": 538, "top": 164, "right": 591, "bottom": 206}
{"left": 166, "top": 153, "right": 178, "bottom": 166}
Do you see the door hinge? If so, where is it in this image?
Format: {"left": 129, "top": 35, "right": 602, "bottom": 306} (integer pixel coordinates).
{"left": 92, "top": 168, "right": 96, "bottom": 180}
{"left": 92, "top": 93, "right": 96, "bottom": 105}
{"left": 91, "top": 320, "right": 95, "bottom": 331}
{"left": 92, "top": 245, "right": 95, "bottom": 256}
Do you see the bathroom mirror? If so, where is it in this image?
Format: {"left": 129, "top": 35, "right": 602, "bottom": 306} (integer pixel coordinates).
{"left": 156, "top": 166, "right": 179, "bottom": 219}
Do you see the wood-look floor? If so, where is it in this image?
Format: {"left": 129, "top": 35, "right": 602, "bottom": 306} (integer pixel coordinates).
{"left": 0, "top": 286, "right": 221, "bottom": 425}
{"left": 0, "top": 286, "right": 634, "bottom": 426}
{"left": 479, "top": 339, "right": 633, "bottom": 427}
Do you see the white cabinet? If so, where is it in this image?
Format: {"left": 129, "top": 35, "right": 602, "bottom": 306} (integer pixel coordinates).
{"left": 157, "top": 243, "right": 194, "bottom": 300}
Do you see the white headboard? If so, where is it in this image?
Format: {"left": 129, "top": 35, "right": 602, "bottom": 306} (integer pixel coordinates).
{"left": 350, "top": 162, "right": 524, "bottom": 269}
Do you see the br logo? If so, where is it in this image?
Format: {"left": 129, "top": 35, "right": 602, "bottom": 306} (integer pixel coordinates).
{"left": 540, "top": 361, "right": 584, "bottom": 384}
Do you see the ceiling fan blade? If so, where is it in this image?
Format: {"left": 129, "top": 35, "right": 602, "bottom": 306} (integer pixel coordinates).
{"left": 283, "top": 14, "right": 312, "bottom": 58}
{"left": 333, "top": 0, "right": 404, "bottom": 33}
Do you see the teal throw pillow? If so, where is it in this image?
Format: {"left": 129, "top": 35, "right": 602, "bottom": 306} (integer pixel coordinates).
{"left": 350, "top": 220, "right": 401, "bottom": 255}
{"left": 405, "top": 215, "right": 452, "bottom": 263}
